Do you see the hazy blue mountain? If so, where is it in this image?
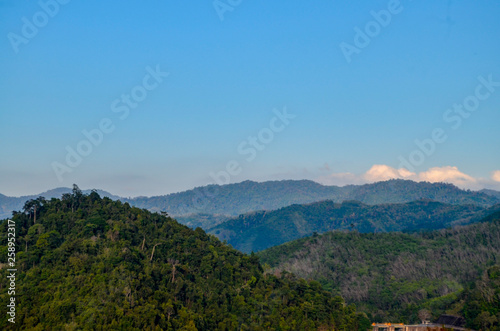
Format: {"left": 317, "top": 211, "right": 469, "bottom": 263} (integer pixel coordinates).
{"left": 208, "top": 200, "right": 500, "bottom": 253}
{"left": 125, "top": 180, "right": 343, "bottom": 216}
{"left": 2, "top": 179, "right": 498, "bottom": 225}
{"left": 125, "top": 179, "right": 498, "bottom": 218}
{"left": 480, "top": 188, "right": 500, "bottom": 200}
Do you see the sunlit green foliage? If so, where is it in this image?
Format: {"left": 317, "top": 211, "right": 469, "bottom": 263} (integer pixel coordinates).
{"left": 0, "top": 187, "right": 368, "bottom": 330}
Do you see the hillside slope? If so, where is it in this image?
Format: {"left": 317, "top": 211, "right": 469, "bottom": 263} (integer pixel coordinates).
{"left": 0, "top": 188, "right": 367, "bottom": 330}
{"left": 126, "top": 180, "right": 342, "bottom": 216}
{"left": 481, "top": 188, "right": 500, "bottom": 200}
{"left": 209, "top": 199, "right": 497, "bottom": 253}
{"left": 460, "top": 264, "right": 500, "bottom": 330}
{"left": 258, "top": 211, "right": 500, "bottom": 326}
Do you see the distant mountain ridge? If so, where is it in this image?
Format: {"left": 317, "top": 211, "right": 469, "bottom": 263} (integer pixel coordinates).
{"left": 208, "top": 199, "right": 500, "bottom": 252}
{"left": 1, "top": 179, "right": 498, "bottom": 222}
{"left": 126, "top": 179, "right": 499, "bottom": 217}
{"left": 480, "top": 188, "right": 500, "bottom": 200}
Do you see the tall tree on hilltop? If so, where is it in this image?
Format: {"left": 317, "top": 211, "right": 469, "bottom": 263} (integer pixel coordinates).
{"left": 23, "top": 196, "right": 46, "bottom": 224}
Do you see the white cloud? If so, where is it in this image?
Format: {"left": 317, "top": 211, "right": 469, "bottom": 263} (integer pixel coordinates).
{"left": 315, "top": 164, "right": 490, "bottom": 190}
{"left": 492, "top": 170, "right": 500, "bottom": 182}
{"left": 363, "top": 164, "right": 416, "bottom": 182}
{"left": 316, "top": 171, "right": 361, "bottom": 186}
{"left": 418, "top": 166, "right": 476, "bottom": 187}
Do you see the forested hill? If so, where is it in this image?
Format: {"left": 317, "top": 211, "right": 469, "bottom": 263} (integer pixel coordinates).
{"left": 0, "top": 188, "right": 120, "bottom": 220}
{"left": 127, "top": 179, "right": 499, "bottom": 217}
{"left": 0, "top": 187, "right": 368, "bottom": 330}
{"left": 3, "top": 179, "right": 497, "bottom": 221}
{"left": 127, "top": 180, "right": 341, "bottom": 216}
{"left": 257, "top": 210, "right": 500, "bottom": 329}
{"left": 481, "top": 188, "right": 500, "bottom": 200}
{"left": 208, "top": 199, "right": 499, "bottom": 253}
{"left": 344, "top": 180, "right": 498, "bottom": 206}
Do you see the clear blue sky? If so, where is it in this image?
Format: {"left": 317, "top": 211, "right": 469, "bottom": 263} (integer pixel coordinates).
{"left": 1, "top": 0, "right": 500, "bottom": 196}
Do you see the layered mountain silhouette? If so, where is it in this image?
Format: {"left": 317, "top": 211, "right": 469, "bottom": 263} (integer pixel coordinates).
{"left": 208, "top": 199, "right": 500, "bottom": 252}
{"left": 1, "top": 179, "right": 498, "bottom": 222}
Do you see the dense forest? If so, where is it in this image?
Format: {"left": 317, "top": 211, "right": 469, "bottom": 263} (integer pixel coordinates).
{"left": 460, "top": 265, "right": 500, "bottom": 330}
{"left": 209, "top": 199, "right": 498, "bottom": 253}
{"left": 0, "top": 188, "right": 121, "bottom": 220}
{"left": 0, "top": 187, "right": 369, "bottom": 330}
{"left": 258, "top": 210, "right": 500, "bottom": 329}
